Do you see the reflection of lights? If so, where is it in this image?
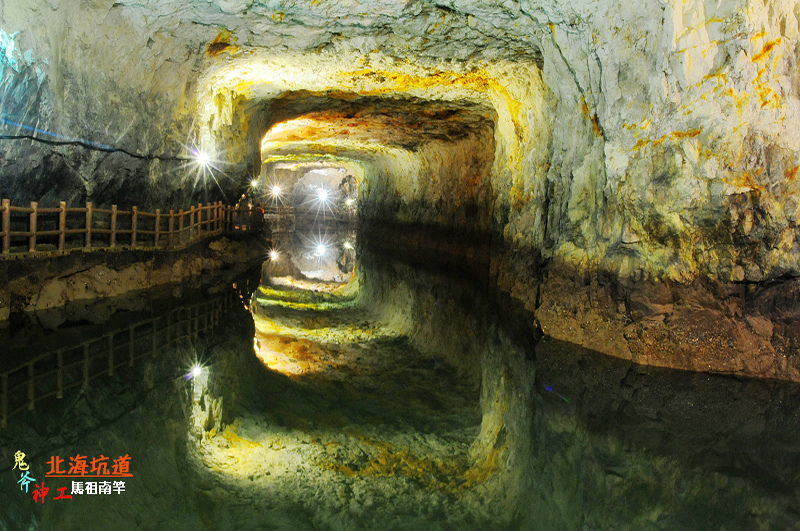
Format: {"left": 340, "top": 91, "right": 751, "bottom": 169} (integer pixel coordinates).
{"left": 345, "top": 198, "right": 355, "bottom": 207}
{"left": 186, "top": 363, "right": 206, "bottom": 381}
{"left": 315, "top": 243, "right": 327, "bottom": 256}
{"left": 343, "top": 241, "right": 353, "bottom": 250}
{"left": 269, "top": 249, "right": 279, "bottom": 261}
{"left": 317, "top": 188, "right": 329, "bottom": 202}
{"left": 270, "top": 185, "right": 282, "bottom": 198}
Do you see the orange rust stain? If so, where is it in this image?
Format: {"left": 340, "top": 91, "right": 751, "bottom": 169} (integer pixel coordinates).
{"left": 671, "top": 128, "right": 702, "bottom": 139}
{"left": 725, "top": 171, "right": 761, "bottom": 192}
{"left": 465, "top": 172, "right": 482, "bottom": 195}
{"left": 579, "top": 98, "right": 603, "bottom": 137}
{"left": 753, "top": 38, "right": 781, "bottom": 62}
{"left": 632, "top": 138, "right": 649, "bottom": 151}
{"left": 652, "top": 135, "right": 668, "bottom": 147}
{"left": 786, "top": 165, "right": 798, "bottom": 183}
{"left": 207, "top": 28, "right": 238, "bottom": 56}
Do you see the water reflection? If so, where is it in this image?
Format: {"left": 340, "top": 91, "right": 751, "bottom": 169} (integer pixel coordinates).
{"left": 265, "top": 223, "right": 356, "bottom": 284}
{"left": 3, "top": 230, "right": 800, "bottom": 529}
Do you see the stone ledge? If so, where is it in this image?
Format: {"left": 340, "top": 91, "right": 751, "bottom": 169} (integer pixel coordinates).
{"left": 0, "top": 233, "right": 266, "bottom": 321}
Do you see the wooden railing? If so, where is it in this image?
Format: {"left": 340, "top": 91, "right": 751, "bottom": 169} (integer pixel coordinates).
{"left": 264, "top": 205, "right": 296, "bottom": 233}
{"left": 0, "top": 278, "right": 257, "bottom": 428}
{"left": 0, "top": 200, "right": 265, "bottom": 256}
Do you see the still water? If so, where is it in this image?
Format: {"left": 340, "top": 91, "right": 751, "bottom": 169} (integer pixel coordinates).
{"left": 1, "top": 223, "right": 800, "bottom": 530}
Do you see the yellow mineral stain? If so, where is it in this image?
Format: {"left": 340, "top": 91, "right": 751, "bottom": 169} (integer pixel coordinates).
{"left": 222, "top": 425, "right": 263, "bottom": 450}
{"left": 320, "top": 436, "right": 492, "bottom": 493}
{"left": 578, "top": 98, "right": 603, "bottom": 137}
{"left": 753, "top": 38, "right": 781, "bottom": 62}
{"left": 671, "top": 128, "right": 702, "bottom": 139}
{"left": 786, "top": 165, "right": 798, "bottom": 183}
{"left": 725, "top": 171, "right": 761, "bottom": 192}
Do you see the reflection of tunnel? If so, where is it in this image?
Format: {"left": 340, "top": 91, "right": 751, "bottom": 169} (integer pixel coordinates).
{"left": 3, "top": 2, "right": 800, "bottom": 529}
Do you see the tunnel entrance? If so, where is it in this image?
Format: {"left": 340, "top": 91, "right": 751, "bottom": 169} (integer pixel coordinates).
{"left": 259, "top": 161, "right": 358, "bottom": 226}
{"left": 258, "top": 161, "right": 358, "bottom": 285}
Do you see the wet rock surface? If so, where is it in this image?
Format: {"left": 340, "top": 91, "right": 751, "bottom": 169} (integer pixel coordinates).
{"left": 0, "top": 235, "right": 266, "bottom": 323}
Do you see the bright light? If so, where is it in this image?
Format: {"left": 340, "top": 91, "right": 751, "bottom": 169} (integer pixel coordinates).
{"left": 270, "top": 185, "right": 282, "bottom": 198}
{"left": 195, "top": 150, "right": 210, "bottom": 168}
{"left": 343, "top": 241, "right": 353, "bottom": 250}
{"left": 269, "top": 249, "right": 279, "bottom": 261}
{"left": 250, "top": 179, "right": 259, "bottom": 189}
{"left": 317, "top": 188, "right": 329, "bottom": 202}
{"left": 315, "top": 243, "right": 327, "bottom": 256}
{"left": 188, "top": 365, "right": 204, "bottom": 379}
{"left": 345, "top": 198, "right": 355, "bottom": 207}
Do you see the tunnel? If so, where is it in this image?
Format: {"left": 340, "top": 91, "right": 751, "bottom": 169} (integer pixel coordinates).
{"left": 2, "top": 1, "right": 800, "bottom": 529}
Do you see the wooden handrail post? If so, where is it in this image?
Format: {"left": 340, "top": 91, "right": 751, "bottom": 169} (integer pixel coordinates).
{"left": 58, "top": 201, "right": 66, "bottom": 252}
{"left": 216, "top": 201, "right": 222, "bottom": 231}
{"left": 110, "top": 205, "right": 118, "bottom": 247}
{"left": 85, "top": 202, "right": 93, "bottom": 249}
{"left": 168, "top": 210, "right": 175, "bottom": 247}
{"left": 29, "top": 201, "right": 37, "bottom": 253}
{"left": 178, "top": 209, "right": 184, "bottom": 244}
{"left": 131, "top": 206, "right": 138, "bottom": 247}
{"left": 189, "top": 205, "right": 195, "bottom": 239}
{"left": 2, "top": 198, "right": 10, "bottom": 254}
{"left": 154, "top": 208, "right": 161, "bottom": 247}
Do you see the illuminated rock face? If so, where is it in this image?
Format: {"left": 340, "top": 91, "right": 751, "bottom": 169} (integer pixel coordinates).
{"left": 2, "top": 1, "right": 800, "bottom": 377}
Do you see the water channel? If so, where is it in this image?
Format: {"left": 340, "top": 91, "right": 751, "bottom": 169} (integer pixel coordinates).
{"left": 1, "top": 222, "right": 800, "bottom": 530}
